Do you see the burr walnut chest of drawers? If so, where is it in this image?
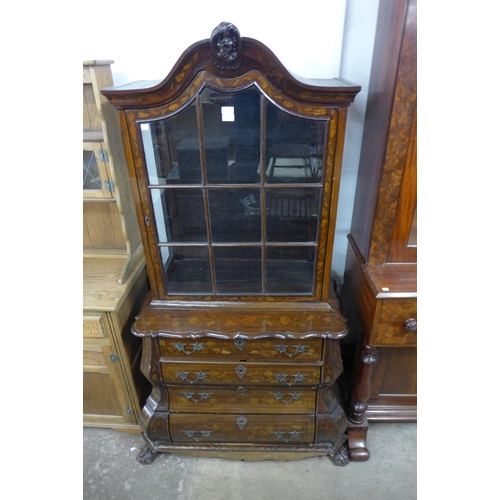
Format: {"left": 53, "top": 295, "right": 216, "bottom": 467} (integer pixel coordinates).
{"left": 102, "top": 22, "right": 360, "bottom": 465}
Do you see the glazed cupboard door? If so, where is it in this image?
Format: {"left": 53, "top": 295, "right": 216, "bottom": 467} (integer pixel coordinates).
{"left": 83, "top": 141, "right": 113, "bottom": 199}
{"left": 83, "top": 63, "right": 115, "bottom": 200}
{"left": 132, "top": 84, "right": 333, "bottom": 300}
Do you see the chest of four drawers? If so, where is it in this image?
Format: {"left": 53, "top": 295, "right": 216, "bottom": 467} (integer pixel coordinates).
{"left": 157, "top": 337, "right": 336, "bottom": 444}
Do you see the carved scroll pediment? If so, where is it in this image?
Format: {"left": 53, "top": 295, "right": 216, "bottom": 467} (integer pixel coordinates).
{"left": 210, "top": 22, "right": 242, "bottom": 70}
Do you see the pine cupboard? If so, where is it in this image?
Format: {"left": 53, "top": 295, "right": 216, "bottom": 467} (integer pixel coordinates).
{"left": 83, "top": 257, "right": 148, "bottom": 431}
{"left": 83, "top": 61, "right": 149, "bottom": 431}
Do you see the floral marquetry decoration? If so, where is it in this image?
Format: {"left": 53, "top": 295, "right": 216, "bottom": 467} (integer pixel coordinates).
{"left": 101, "top": 22, "right": 359, "bottom": 467}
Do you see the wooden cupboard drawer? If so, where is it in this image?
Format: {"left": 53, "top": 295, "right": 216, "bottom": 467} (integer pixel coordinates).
{"left": 83, "top": 314, "right": 107, "bottom": 339}
{"left": 373, "top": 299, "right": 417, "bottom": 346}
{"left": 159, "top": 338, "right": 323, "bottom": 361}
{"left": 170, "top": 414, "right": 314, "bottom": 444}
{"left": 168, "top": 386, "right": 317, "bottom": 414}
{"left": 161, "top": 362, "right": 321, "bottom": 386}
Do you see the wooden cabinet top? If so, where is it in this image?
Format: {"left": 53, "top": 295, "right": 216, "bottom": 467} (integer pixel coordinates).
{"left": 365, "top": 264, "right": 416, "bottom": 299}
{"left": 83, "top": 256, "right": 145, "bottom": 312}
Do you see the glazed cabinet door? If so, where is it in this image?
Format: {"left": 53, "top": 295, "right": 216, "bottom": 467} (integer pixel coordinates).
{"left": 132, "top": 84, "right": 332, "bottom": 301}
{"left": 83, "top": 141, "right": 113, "bottom": 199}
{"left": 83, "top": 313, "right": 136, "bottom": 426}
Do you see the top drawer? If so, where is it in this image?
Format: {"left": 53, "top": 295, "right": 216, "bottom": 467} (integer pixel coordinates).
{"left": 372, "top": 299, "right": 417, "bottom": 347}
{"left": 159, "top": 338, "right": 323, "bottom": 362}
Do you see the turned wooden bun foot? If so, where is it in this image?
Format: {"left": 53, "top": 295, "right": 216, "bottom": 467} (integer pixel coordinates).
{"left": 347, "top": 421, "right": 370, "bottom": 462}
{"left": 349, "top": 447, "right": 370, "bottom": 462}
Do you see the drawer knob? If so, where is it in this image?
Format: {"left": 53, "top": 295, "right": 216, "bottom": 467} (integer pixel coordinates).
{"left": 271, "top": 430, "right": 303, "bottom": 442}
{"left": 273, "top": 344, "right": 310, "bottom": 358}
{"left": 180, "top": 391, "right": 213, "bottom": 403}
{"left": 181, "top": 430, "right": 212, "bottom": 441}
{"left": 174, "top": 370, "right": 209, "bottom": 383}
{"left": 270, "top": 392, "right": 303, "bottom": 404}
{"left": 404, "top": 318, "right": 417, "bottom": 332}
{"left": 273, "top": 373, "right": 307, "bottom": 386}
{"left": 171, "top": 342, "right": 205, "bottom": 355}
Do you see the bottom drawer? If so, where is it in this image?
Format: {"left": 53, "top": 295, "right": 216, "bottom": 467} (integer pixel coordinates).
{"left": 170, "top": 413, "right": 314, "bottom": 444}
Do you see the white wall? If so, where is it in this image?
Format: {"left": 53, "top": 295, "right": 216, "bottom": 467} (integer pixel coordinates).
{"left": 333, "top": 0, "right": 380, "bottom": 287}
{"left": 83, "top": 0, "right": 347, "bottom": 85}
{"left": 83, "top": 0, "right": 379, "bottom": 286}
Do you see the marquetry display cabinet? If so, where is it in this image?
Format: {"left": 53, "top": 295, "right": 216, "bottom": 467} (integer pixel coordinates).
{"left": 102, "top": 23, "right": 360, "bottom": 464}
{"left": 83, "top": 61, "right": 149, "bottom": 431}
{"left": 340, "top": 0, "right": 417, "bottom": 461}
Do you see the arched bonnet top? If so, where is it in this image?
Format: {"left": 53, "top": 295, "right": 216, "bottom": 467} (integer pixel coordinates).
{"left": 101, "top": 22, "right": 361, "bottom": 109}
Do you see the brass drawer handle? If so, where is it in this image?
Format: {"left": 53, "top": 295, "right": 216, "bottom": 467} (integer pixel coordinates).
{"left": 273, "top": 373, "right": 307, "bottom": 386}
{"left": 180, "top": 391, "right": 213, "bottom": 403}
{"left": 171, "top": 342, "right": 206, "bottom": 355}
{"left": 404, "top": 318, "right": 417, "bottom": 332}
{"left": 181, "top": 430, "right": 212, "bottom": 441}
{"left": 174, "top": 370, "right": 209, "bottom": 384}
{"left": 271, "top": 430, "right": 303, "bottom": 442}
{"left": 273, "top": 344, "right": 310, "bottom": 357}
{"left": 270, "top": 392, "right": 303, "bottom": 404}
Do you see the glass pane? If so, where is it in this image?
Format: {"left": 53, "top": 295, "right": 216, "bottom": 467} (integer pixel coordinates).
{"left": 265, "top": 104, "right": 326, "bottom": 183}
{"left": 266, "top": 187, "right": 321, "bottom": 243}
{"left": 83, "top": 148, "right": 102, "bottom": 190}
{"left": 150, "top": 188, "right": 207, "bottom": 243}
{"left": 266, "top": 246, "right": 315, "bottom": 295}
{"left": 203, "top": 138, "right": 231, "bottom": 184}
{"left": 201, "top": 87, "right": 261, "bottom": 184}
{"left": 214, "top": 246, "right": 262, "bottom": 294}
{"left": 161, "top": 246, "right": 212, "bottom": 295}
{"left": 208, "top": 188, "right": 261, "bottom": 243}
{"left": 141, "top": 101, "right": 201, "bottom": 185}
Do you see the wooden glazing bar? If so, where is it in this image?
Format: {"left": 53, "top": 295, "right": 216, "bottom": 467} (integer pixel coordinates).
{"left": 260, "top": 94, "right": 268, "bottom": 294}
{"left": 196, "top": 93, "right": 217, "bottom": 295}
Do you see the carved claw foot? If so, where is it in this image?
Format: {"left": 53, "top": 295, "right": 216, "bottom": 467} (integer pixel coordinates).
{"left": 329, "top": 443, "right": 350, "bottom": 467}
{"left": 137, "top": 444, "right": 160, "bottom": 465}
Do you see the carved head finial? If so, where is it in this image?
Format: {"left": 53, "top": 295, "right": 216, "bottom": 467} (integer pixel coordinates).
{"left": 210, "top": 22, "right": 242, "bottom": 70}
